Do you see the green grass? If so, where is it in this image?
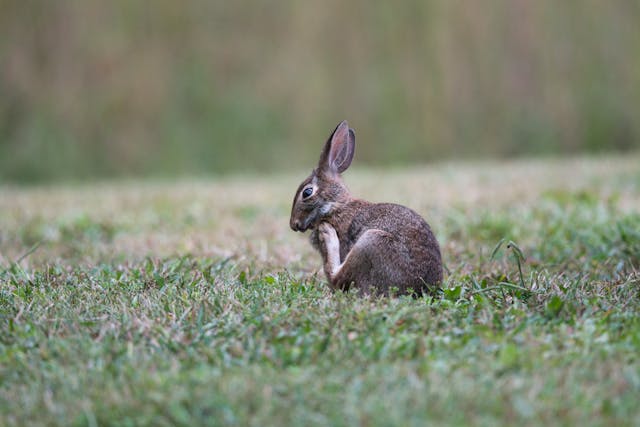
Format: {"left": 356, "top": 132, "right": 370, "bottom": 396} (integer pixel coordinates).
{"left": 1, "top": 155, "right": 639, "bottom": 426}
{"left": 3, "top": 1, "right": 640, "bottom": 182}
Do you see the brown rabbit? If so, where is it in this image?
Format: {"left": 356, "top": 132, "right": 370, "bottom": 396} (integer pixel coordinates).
{"left": 290, "top": 120, "right": 443, "bottom": 296}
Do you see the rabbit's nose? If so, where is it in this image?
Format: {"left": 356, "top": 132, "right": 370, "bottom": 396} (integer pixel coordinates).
{"left": 290, "top": 219, "right": 301, "bottom": 231}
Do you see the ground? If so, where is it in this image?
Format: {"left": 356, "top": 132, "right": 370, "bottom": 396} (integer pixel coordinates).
{"left": 1, "top": 155, "right": 639, "bottom": 426}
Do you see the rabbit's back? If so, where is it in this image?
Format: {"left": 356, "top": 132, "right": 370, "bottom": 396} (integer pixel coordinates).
{"left": 336, "top": 202, "right": 442, "bottom": 291}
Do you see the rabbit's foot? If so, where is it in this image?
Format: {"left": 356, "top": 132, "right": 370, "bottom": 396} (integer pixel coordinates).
{"left": 318, "top": 222, "right": 341, "bottom": 276}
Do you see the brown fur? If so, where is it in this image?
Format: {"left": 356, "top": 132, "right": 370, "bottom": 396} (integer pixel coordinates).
{"left": 290, "top": 121, "right": 443, "bottom": 296}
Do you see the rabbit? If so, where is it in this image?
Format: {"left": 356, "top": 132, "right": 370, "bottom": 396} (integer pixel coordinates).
{"left": 290, "top": 120, "right": 443, "bottom": 296}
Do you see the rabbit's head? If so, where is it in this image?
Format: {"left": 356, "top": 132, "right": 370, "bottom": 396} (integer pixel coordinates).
{"left": 290, "top": 120, "right": 356, "bottom": 232}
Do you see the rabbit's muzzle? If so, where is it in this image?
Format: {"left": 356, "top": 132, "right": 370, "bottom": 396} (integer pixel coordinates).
{"left": 290, "top": 216, "right": 312, "bottom": 232}
{"left": 290, "top": 218, "right": 302, "bottom": 232}
{"left": 290, "top": 207, "right": 320, "bottom": 232}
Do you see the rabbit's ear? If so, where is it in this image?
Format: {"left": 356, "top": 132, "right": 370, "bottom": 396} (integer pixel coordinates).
{"left": 319, "top": 120, "right": 356, "bottom": 175}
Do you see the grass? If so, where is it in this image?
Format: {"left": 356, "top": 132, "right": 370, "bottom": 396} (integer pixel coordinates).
{"left": 3, "top": 1, "right": 640, "bottom": 182}
{"left": 1, "top": 155, "right": 639, "bottom": 426}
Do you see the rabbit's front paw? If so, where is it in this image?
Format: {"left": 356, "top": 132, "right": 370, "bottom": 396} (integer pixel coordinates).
{"left": 318, "top": 222, "right": 338, "bottom": 244}
{"left": 318, "top": 222, "right": 339, "bottom": 258}
{"left": 318, "top": 222, "right": 341, "bottom": 276}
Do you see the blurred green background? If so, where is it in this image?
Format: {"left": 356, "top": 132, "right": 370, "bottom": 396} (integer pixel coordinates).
{"left": 1, "top": 0, "right": 639, "bottom": 183}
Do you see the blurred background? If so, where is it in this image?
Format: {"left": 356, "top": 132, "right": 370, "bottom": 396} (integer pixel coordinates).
{"left": 1, "top": 0, "right": 639, "bottom": 183}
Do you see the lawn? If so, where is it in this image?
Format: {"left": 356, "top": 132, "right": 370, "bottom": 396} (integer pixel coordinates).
{"left": 1, "top": 155, "right": 639, "bottom": 426}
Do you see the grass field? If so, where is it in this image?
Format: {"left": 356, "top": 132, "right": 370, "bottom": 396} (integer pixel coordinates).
{"left": 1, "top": 155, "right": 639, "bottom": 426}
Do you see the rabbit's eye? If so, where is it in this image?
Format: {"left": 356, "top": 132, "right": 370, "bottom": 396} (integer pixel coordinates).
{"left": 302, "top": 187, "right": 313, "bottom": 199}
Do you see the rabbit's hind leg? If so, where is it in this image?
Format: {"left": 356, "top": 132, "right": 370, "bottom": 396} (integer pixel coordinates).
{"left": 326, "top": 227, "right": 396, "bottom": 294}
